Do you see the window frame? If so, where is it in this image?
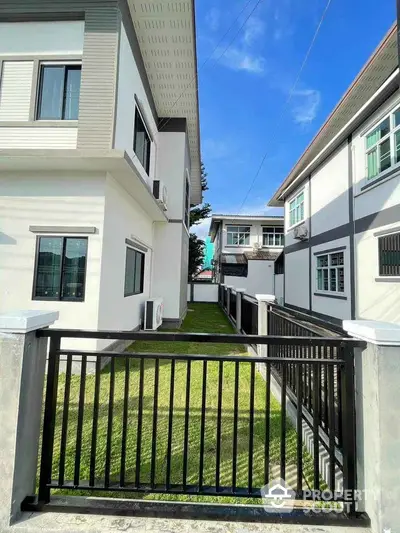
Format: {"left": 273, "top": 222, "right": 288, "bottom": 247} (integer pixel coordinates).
{"left": 133, "top": 106, "right": 152, "bottom": 175}
{"left": 288, "top": 190, "right": 305, "bottom": 229}
{"left": 377, "top": 231, "right": 400, "bottom": 277}
{"left": 226, "top": 225, "right": 251, "bottom": 247}
{"left": 32, "top": 235, "right": 88, "bottom": 302}
{"left": 315, "top": 250, "right": 345, "bottom": 295}
{"left": 262, "top": 226, "right": 284, "bottom": 247}
{"left": 184, "top": 171, "right": 191, "bottom": 229}
{"left": 36, "top": 61, "right": 82, "bottom": 121}
{"left": 364, "top": 105, "right": 400, "bottom": 183}
{"left": 124, "top": 246, "right": 145, "bottom": 297}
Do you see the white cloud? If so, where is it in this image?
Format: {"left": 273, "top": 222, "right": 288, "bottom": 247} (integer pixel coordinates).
{"left": 202, "top": 138, "right": 230, "bottom": 160}
{"left": 242, "top": 16, "right": 265, "bottom": 46}
{"left": 205, "top": 8, "right": 220, "bottom": 31}
{"left": 217, "top": 47, "right": 266, "bottom": 74}
{"left": 291, "top": 89, "right": 321, "bottom": 124}
{"left": 192, "top": 218, "right": 211, "bottom": 240}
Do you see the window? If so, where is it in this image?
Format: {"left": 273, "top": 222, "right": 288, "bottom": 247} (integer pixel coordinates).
{"left": 124, "top": 247, "right": 145, "bottom": 296}
{"left": 316, "top": 251, "right": 344, "bottom": 293}
{"left": 226, "top": 226, "right": 250, "bottom": 246}
{"left": 37, "top": 64, "right": 81, "bottom": 120}
{"left": 133, "top": 108, "right": 151, "bottom": 175}
{"left": 378, "top": 232, "right": 400, "bottom": 276}
{"left": 184, "top": 174, "right": 190, "bottom": 228}
{"left": 289, "top": 191, "right": 305, "bottom": 227}
{"left": 365, "top": 106, "right": 400, "bottom": 181}
{"left": 262, "top": 226, "right": 284, "bottom": 247}
{"left": 33, "top": 237, "right": 88, "bottom": 301}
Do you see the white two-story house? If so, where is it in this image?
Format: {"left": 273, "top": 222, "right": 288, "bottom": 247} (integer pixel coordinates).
{"left": 209, "top": 214, "right": 284, "bottom": 297}
{"left": 269, "top": 23, "right": 400, "bottom": 326}
{"left": 0, "top": 0, "right": 201, "bottom": 349}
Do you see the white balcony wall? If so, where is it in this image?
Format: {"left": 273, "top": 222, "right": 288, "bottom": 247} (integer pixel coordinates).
{"left": 0, "top": 61, "right": 33, "bottom": 121}
{"left": 0, "top": 127, "right": 77, "bottom": 149}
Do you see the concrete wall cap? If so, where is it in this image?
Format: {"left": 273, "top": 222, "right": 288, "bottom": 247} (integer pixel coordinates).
{"left": 0, "top": 310, "right": 59, "bottom": 333}
{"left": 343, "top": 319, "right": 400, "bottom": 346}
{"left": 226, "top": 285, "right": 234, "bottom": 289}
{"left": 255, "top": 294, "right": 276, "bottom": 302}
{"left": 236, "top": 288, "right": 246, "bottom": 293}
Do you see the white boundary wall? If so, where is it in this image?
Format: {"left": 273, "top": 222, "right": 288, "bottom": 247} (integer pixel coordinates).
{"left": 187, "top": 283, "right": 219, "bottom": 302}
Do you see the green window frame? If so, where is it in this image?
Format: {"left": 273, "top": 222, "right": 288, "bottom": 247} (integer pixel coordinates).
{"left": 124, "top": 247, "right": 145, "bottom": 297}
{"left": 365, "top": 106, "right": 400, "bottom": 181}
{"left": 289, "top": 191, "right": 305, "bottom": 227}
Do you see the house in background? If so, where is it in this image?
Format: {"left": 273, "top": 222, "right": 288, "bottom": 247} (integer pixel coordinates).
{"left": 0, "top": 0, "right": 201, "bottom": 350}
{"left": 269, "top": 24, "right": 400, "bottom": 325}
{"left": 209, "top": 214, "right": 284, "bottom": 297}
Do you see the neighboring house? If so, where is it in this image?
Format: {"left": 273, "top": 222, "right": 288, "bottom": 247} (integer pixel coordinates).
{"left": 268, "top": 24, "right": 400, "bottom": 325}
{"left": 0, "top": 1, "right": 201, "bottom": 350}
{"left": 209, "top": 215, "right": 284, "bottom": 297}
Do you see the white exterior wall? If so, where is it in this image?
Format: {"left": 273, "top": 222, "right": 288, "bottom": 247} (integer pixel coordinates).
{"left": 114, "top": 21, "right": 158, "bottom": 187}
{"left": 285, "top": 248, "right": 309, "bottom": 310}
{"left": 0, "top": 21, "right": 83, "bottom": 149}
{"left": 225, "top": 260, "right": 275, "bottom": 297}
{"left": 97, "top": 175, "right": 153, "bottom": 348}
{"left": 221, "top": 219, "right": 283, "bottom": 253}
{"left": 311, "top": 237, "right": 352, "bottom": 320}
{"left": 310, "top": 142, "right": 349, "bottom": 234}
{"left": 0, "top": 172, "right": 105, "bottom": 350}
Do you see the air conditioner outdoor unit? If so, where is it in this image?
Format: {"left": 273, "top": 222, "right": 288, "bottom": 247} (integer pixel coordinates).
{"left": 144, "top": 298, "right": 164, "bottom": 330}
{"left": 293, "top": 224, "right": 308, "bottom": 241}
{"left": 153, "top": 180, "right": 168, "bottom": 211}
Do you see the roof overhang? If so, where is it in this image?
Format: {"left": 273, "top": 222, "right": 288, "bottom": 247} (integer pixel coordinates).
{"left": 129, "top": 0, "right": 202, "bottom": 205}
{"left": 269, "top": 24, "right": 399, "bottom": 206}
{"left": 0, "top": 149, "right": 168, "bottom": 222}
{"left": 209, "top": 214, "right": 284, "bottom": 242}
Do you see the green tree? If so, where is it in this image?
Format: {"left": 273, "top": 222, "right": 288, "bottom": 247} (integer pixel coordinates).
{"left": 188, "top": 163, "right": 212, "bottom": 280}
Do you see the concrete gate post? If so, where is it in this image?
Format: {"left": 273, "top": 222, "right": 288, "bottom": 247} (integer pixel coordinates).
{"left": 235, "top": 289, "right": 246, "bottom": 333}
{"left": 255, "top": 294, "right": 276, "bottom": 357}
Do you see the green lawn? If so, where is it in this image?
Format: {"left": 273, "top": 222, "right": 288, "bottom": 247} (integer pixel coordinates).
{"left": 50, "top": 303, "right": 315, "bottom": 503}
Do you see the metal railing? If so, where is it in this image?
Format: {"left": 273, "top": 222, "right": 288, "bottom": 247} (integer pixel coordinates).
{"left": 34, "top": 329, "right": 363, "bottom": 517}
{"left": 229, "top": 290, "right": 237, "bottom": 323}
{"left": 241, "top": 295, "right": 258, "bottom": 335}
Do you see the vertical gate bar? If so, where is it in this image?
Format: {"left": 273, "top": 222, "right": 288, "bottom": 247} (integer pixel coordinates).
{"left": 38, "top": 335, "right": 61, "bottom": 503}
{"left": 313, "top": 352, "right": 321, "bottom": 491}
{"left": 216, "top": 360, "right": 223, "bottom": 492}
{"left": 324, "top": 346, "right": 329, "bottom": 432}
{"left": 341, "top": 346, "right": 357, "bottom": 516}
{"left": 135, "top": 357, "right": 145, "bottom": 488}
{"left": 89, "top": 356, "right": 101, "bottom": 487}
{"left": 74, "top": 354, "right": 87, "bottom": 487}
{"left": 327, "top": 362, "right": 336, "bottom": 493}
{"left": 166, "top": 359, "right": 176, "bottom": 489}
{"left": 150, "top": 359, "right": 160, "bottom": 488}
{"left": 296, "top": 363, "right": 303, "bottom": 495}
{"left": 182, "top": 360, "right": 191, "bottom": 490}
{"left": 104, "top": 357, "right": 115, "bottom": 488}
{"left": 199, "top": 360, "right": 208, "bottom": 491}
{"left": 58, "top": 353, "right": 72, "bottom": 486}
{"left": 248, "top": 361, "right": 255, "bottom": 494}
{"left": 120, "top": 356, "right": 130, "bottom": 487}
{"left": 264, "top": 361, "right": 271, "bottom": 485}
{"left": 337, "top": 361, "right": 343, "bottom": 449}
{"left": 280, "top": 363, "right": 287, "bottom": 481}
{"left": 232, "top": 361, "right": 239, "bottom": 493}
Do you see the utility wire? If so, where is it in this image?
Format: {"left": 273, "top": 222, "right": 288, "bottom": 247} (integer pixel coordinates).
{"left": 233, "top": 0, "right": 333, "bottom": 217}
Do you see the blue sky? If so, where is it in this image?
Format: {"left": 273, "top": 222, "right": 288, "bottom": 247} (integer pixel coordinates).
{"left": 194, "top": 0, "right": 396, "bottom": 238}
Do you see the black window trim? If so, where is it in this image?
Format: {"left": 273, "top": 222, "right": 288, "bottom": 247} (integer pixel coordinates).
{"left": 184, "top": 170, "right": 191, "bottom": 229}
{"left": 124, "top": 245, "right": 145, "bottom": 297}
{"left": 133, "top": 104, "right": 152, "bottom": 175}
{"left": 36, "top": 62, "right": 82, "bottom": 121}
{"left": 32, "top": 235, "right": 88, "bottom": 302}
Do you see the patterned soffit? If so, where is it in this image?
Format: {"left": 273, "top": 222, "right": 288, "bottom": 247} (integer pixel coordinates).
{"left": 270, "top": 24, "right": 398, "bottom": 204}
{"left": 129, "top": 0, "right": 201, "bottom": 205}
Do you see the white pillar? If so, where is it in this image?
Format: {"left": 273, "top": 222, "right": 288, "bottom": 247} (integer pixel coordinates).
{"left": 235, "top": 289, "right": 246, "bottom": 333}
{"left": 0, "top": 310, "right": 58, "bottom": 527}
{"left": 255, "top": 294, "right": 276, "bottom": 356}
{"left": 343, "top": 319, "right": 400, "bottom": 533}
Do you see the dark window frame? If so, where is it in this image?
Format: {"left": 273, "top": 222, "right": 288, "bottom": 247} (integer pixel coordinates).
{"left": 133, "top": 107, "right": 151, "bottom": 175}
{"left": 32, "top": 235, "right": 88, "bottom": 302}
{"left": 36, "top": 63, "right": 82, "bottom": 121}
{"left": 124, "top": 246, "right": 145, "bottom": 297}
{"left": 184, "top": 173, "right": 190, "bottom": 229}
{"left": 378, "top": 232, "right": 400, "bottom": 276}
